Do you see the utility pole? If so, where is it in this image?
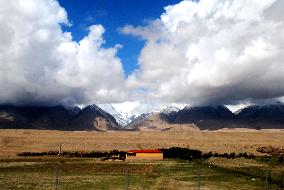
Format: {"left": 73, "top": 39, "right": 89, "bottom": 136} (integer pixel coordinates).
{"left": 58, "top": 144, "right": 62, "bottom": 156}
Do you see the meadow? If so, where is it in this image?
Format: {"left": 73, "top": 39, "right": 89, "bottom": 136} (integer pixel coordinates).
{"left": 0, "top": 129, "right": 284, "bottom": 156}
{"left": 0, "top": 157, "right": 280, "bottom": 190}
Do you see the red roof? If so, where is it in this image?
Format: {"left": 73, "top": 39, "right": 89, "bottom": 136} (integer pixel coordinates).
{"left": 128, "top": 149, "right": 162, "bottom": 153}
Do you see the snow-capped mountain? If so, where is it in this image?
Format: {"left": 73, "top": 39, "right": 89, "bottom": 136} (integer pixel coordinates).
{"left": 128, "top": 112, "right": 155, "bottom": 125}
{"left": 98, "top": 104, "right": 138, "bottom": 126}
{"left": 160, "top": 105, "right": 180, "bottom": 115}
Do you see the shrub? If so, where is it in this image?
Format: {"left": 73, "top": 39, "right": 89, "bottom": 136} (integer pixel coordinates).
{"left": 161, "top": 147, "right": 202, "bottom": 160}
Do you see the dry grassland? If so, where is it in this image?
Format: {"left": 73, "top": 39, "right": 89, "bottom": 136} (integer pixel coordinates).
{"left": 0, "top": 129, "right": 283, "bottom": 156}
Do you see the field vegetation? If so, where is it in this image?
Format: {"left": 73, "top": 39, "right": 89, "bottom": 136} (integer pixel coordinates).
{"left": 0, "top": 129, "right": 284, "bottom": 189}
{"left": 1, "top": 157, "right": 281, "bottom": 190}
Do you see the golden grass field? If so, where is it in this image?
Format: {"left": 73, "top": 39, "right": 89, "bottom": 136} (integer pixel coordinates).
{"left": 0, "top": 129, "right": 284, "bottom": 156}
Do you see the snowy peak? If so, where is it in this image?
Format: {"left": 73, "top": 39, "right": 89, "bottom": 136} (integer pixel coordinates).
{"left": 128, "top": 112, "right": 155, "bottom": 125}
{"left": 160, "top": 105, "right": 180, "bottom": 115}
{"left": 98, "top": 104, "right": 118, "bottom": 116}
{"left": 98, "top": 104, "right": 126, "bottom": 126}
{"left": 98, "top": 104, "right": 138, "bottom": 127}
{"left": 159, "top": 104, "right": 186, "bottom": 115}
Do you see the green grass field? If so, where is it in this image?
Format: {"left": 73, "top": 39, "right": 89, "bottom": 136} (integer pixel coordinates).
{"left": 0, "top": 157, "right": 280, "bottom": 190}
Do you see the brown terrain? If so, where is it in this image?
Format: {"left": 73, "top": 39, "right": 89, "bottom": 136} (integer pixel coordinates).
{"left": 0, "top": 129, "right": 283, "bottom": 156}
{"left": 127, "top": 113, "right": 200, "bottom": 131}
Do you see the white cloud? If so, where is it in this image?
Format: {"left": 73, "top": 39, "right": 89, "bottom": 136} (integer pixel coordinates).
{"left": 1, "top": 0, "right": 284, "bottom": 112}
{"left": 123, "top": 0, "right": 284, "bottom": 106}
{"left": 0, "top": 0, "right": 126, "bottom": 106}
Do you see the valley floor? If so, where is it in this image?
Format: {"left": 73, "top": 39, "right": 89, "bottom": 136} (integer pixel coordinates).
{"left": 0, "top": 129, "right": 283, "bottom": 156}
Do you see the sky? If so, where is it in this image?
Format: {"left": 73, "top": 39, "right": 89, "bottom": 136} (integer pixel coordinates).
{"left": 0, "top": 0, "right": 284, "bottom": 114}
{"left": 58, "top": 0, "right": 182, "bottom": 76}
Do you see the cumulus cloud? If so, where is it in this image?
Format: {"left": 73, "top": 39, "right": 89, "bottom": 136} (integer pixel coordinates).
{"left": 122, "top": 0, "right": 284, "bottom": 106}
{"left": 2, "top": 0, "right": 284, "bottom": 111}
{"left": 0, "top": 0, "right": 126, "bottom": 106}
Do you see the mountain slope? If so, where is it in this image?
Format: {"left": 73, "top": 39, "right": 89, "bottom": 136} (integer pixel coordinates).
{"left": 126, "top": 106, "right": 198, "bottom": 131}
{"left": 70, "top": 105, "right": 121, "bottom": 131}
{"left": 0, "top": 104, "right": 120, "bottom": 131}
{"left": 235, "top": 103, "right": 284, "bottom": 129}
{"left": 128, "top": 104, "right": 284, "bottom": 130}
{"left": 126, "top": 112, "right": 198, "bottom": 131}
{"left": 236, "top": 103, "right": 284, "bottom": 120}
{"left": 1, "top": 103, "right": 284, "bottom": 131}
{"left": 32, "top": 106, "right": 80, "bottom": 130}
{"left": 0, "top": 105, "right": 31, "bottom": 129}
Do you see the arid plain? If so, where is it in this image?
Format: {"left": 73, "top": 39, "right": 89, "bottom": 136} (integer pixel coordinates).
{"left": 1, "top": 129, "right": 283, "bottom": 156}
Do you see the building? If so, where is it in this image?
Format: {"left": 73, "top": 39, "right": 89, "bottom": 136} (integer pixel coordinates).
{"left": 126, "top": 149, "right": 163, "bottom": 160}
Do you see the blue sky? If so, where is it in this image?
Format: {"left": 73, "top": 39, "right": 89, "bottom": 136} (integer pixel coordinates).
{"left": 58, "top": 0, "right": 181, "bottom": 76}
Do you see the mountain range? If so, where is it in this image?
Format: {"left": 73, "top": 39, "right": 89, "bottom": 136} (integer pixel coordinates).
{"left": 126, "top": 103, "right": 284, "bottom": 130}
{"left": 0, "top": 103, "right": 284, "bottom": 131}
{"left": 0, "top": 104, "right": 120, "bottom": 131}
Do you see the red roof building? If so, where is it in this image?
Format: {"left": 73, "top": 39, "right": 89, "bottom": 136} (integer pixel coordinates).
{"left": 127, "top": 149, "right": 163, "bottom": 160}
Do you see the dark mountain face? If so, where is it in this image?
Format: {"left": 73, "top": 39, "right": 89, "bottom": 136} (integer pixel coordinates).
{"left": 0, "top": 105, "right": 30, "bottom": 129}
{"left": 32, "top": 106, "right": 76, "bottom": 130}
{"left": 234, "top": 103, "right": 284, "bottom": 129}
{"left": 236, "top": 104, "right": 284, "bottom": 121}
{"left": 0, "top": 104, "right": 120, "bottom": 131}
{"left": 159, "top": 103, "right": 284, "bottom": 130}
{"left": 173, "top": 105, "right": 235, "bottom": 123}
{"left": 0, "top": 105, "right": 81, "bottom": 130}
{"left": 163, "top": 105, "right": 235, "bottom": 130}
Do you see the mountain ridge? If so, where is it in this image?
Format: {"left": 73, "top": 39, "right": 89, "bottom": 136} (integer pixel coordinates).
{"left": 126, "top": 103, "right": 284, "bottom": 130}
{"left": 0, "top": 104, "right": 121, "bottom": 131}
{"left": 1, "top": 103, "right": 284, "bottom": 131}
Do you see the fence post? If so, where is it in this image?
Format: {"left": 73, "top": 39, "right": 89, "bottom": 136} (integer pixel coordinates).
{"left": 265, "top": 169, "right": 271, "bottom": 190}
{"left": 125, "top": 167, "right": 129, "bottom": 190}
{"left": 53, "top": 169, "right": 59, "bottom": 190}
{"left": 281, "top": 172, "right": 284, "bottom": 188}
{"left": 197, "top": 164, "right": 201, "bottom": 190}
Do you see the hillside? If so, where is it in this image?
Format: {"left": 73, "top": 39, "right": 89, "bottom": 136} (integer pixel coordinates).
{"left": 71, "top": 105, "right": 120, "bottom": 131}
{"left": 127, "top": 103, "right": 284, "bottom": 131}
{"left": 0, "top": 104, "right": 120, "bottom": 131}
{"left": 1, "top": 103, "right": 284, "bottom": 131}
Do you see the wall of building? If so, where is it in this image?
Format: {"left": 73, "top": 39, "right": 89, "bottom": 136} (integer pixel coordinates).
{"left": 127, "top": 153, "right": 163, "bottom": 160}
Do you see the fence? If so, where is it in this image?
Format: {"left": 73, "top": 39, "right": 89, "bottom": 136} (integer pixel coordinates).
{"left": 0, "top": 161, "right": 283, "bottom": 189}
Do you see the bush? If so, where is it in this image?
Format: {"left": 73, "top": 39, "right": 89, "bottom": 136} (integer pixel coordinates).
{"left": 278, "top": 156, "right": 283, "bottom": 163}
{"left": 17, "top": 150, "right": 126, "bottom": 158}
{"left": 161, "top": 147, "right": 202, "bottom": 160}
{"left": 201, "top": 151, "right": 255, "bottom": 159}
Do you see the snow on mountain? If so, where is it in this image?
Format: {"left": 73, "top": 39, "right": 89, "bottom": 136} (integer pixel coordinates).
{"left": 99, "top": 103, "right": 186, "bottom": 127}
{"left": 159, "top": 104, "right": 186, "bottom": 115}
{"left": 98, "top": 104, "right": 126, "bottom": 126}
{"left": 98, "top": 104, "right": 138, "bottom": 127}
{"left": 160, "top": 105, "right": 180, "bottom": 115}
{"left": 128, "top": 112, "right": 156, "bottom": 125}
